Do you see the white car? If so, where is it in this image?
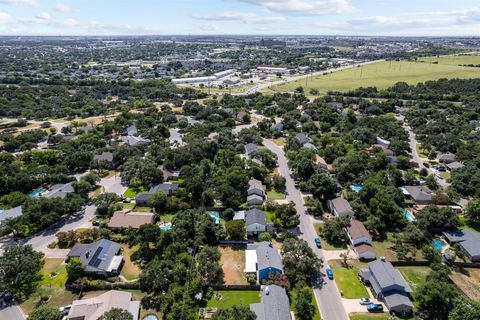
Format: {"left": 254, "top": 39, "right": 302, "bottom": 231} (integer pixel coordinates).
{"left": 359, "top": 298, "right": 372, "bottom": 305}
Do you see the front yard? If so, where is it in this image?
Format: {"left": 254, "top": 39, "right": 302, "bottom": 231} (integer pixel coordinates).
{"left": 289, "top": 288, "right": 321, "bottom": 320}
{"left": 219, "top": 246, "right": 248, "bottom": 285}
{"left": 206, "top": 290, "right": 260, "bottom": 308}
{"left": 267, "top": 189, "right": 286, "bottom": 201}
{"left": 330, "top": 263, "right": 369, "bottom": 299}
{"left": 350, "top": 313, "right": 390, "bottom": 320}
{"left": 123, "top": 186, "right": 148, "bottom": 198}
{"left": 315, "top": 223, "right": 347, "bottom": 250}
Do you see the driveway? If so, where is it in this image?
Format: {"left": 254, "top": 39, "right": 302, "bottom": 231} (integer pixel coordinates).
{"left": 0, "top": 303, "right": 25, "bottom": 320}
{"left": 99, "top": 174, "right": 127, "bottom": 196}
{"left": 0, "top": 205, "right": 96, "bottom": 257}
{"left": 263, "top": 139, "right": 349, "bottom": 320}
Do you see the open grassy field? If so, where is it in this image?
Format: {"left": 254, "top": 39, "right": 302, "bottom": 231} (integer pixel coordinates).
{"left": 206, "top": 290, "right": 260, "bottom": 308}
{"left": 123, "top": 186, "right": 148, "bottom": 198}
{"left": 120, "top": 244, "right": 141, "bottom": 281}
{"left": 330, "top": 265, "right": 369, "bottom": 299}
{"left": 269, "top": 60, "right": 480, "bottom": 94}
{"left": 418, "top": 55, "right": 480, "bottom": 66}
{"left": 267, "top": 189, "right": 286, "bottom": 201}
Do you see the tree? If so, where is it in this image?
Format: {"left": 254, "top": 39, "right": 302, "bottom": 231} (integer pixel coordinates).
{"left": 94, "top": 193, "right": 120, "bottom": 216}
{"left": 465, "top": 198, "right": 480, "bottom": 224}
{"left": 282, "top": 238, "right": 323, "bottom": 286}
{"left": 27, "top": 306, "right": 63, "bottom": 320}
{"left": 272, "top": 174, "right": 286, "bottom": 192}
{"left": 307, "top": 171, "right": 337, "bottom": 199}
{"left": 148, "top": 191, "right": 167, "bottom": 212}
{"left": 321, "top": 217, "right": 349, "bottom": 246}
{"left": 258, "top": 232, "right": 272, "bottom": 242}
{"left": 225, "top": 220, "right": 245, "bottom": 240}
{"left": 0, "top": 245, "right": 44, "bottom": 298}
{"left": 448, "top": 297, "right": 480, "bottom": 320}
{"left": 120, "top": 156, "right": 163, "bottom": 187}
{"left": 211, "top": 306, "right": 256, "bottom": 320}
{"left": 66, "top": 257, "right": 83, "bottom": 282}
{"left": 98, "top": 308, "right": 133, "bottom": 320}
{"left": 196, "top": 246, "right": 223, "bottom": 285}
{"left": 416, "top": 276, "right": 458, "bottom": 319}
{"left": 295, "top": 287, "right": 316, "bottom": 320}
{"left": 273, "top": 202, "right": 299, "bottom": 229}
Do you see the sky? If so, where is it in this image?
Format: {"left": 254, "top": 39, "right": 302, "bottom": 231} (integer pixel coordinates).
{"left": 0, "top": 0, "right": 479, "bottom": 36}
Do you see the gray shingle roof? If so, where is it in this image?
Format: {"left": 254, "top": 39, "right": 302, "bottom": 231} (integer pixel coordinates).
{"left": 245, "top": 143, "right": 258, "bottom": 156}
{"left": 68, "top": 239, "right": 121, "bottom": 273}
{"left": 403, "top": 186, "right": 433, "bottom": 202}
{"left": 149, "top": 183, "right": 180, "bottom": 194}
{"left": 0, "top": 206, "right": 23, "bottom": 224}
{"left": 295, "top": 133, "right": 310, "bottom": 143}
{"left": 368, "top": 260, "right": 412, "bottom": 293}
{"left": 93, "top": 152, "right": 114, "bottom": 162}
{"left": 256, "top": 242, "right": 283, "bottom": 272}
{"left": 249, "top": 285, "right": 291, "bottom": 320}
{"left": 46, "top": 182, "right": 75, "bottom": 199}
{"left": 443, "top": 229, "right": 480, "bottom": 259}
{"left": 331, "top": 198, "right": 353, "bottom": 214}
{"left": 245, "top": 208, "right": 266, "bottom": 227}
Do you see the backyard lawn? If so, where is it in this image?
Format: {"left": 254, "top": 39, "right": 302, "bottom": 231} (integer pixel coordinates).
{"left": 397, "top": 266, "right": 431, "bottom": 292}
{"left": 349, "top": 313, "right": 390, "bottom": 320}
{"left": 219, "top": 246, "right": 248, "bottom": 285}
{"left": 371, "top": 233, "right": 425, "bottom": 262}
{"left": 267, "top": 189, "right": 286, "bottom": 201}
{"left": 120, "top": 244, "right": 141, "bottom": 281}
{"left": 290, "top": 288, "right": 321, "bottom": 320}
{"left": 330, "top": 266, "right": 369, "bottom": 299}
{"left": 206, "top": 290, "right": 260, "bottom": 308}
{"left": 123, "top": 186, "right": 148, "bottom": 198}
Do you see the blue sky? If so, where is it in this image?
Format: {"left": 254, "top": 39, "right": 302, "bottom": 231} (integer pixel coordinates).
{"left": 0, "top": 0, "right": 479, "bottom": 36}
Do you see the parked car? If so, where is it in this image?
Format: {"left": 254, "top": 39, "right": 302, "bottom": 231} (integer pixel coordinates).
{"left": 367, "top": 303, "right": 383, "bottom": 312}
{"left": 1, "top": 290, "right": 13, "bottom": 302}
{"left": 92, "top": 220, "right": 100, "bottom": 226}
{"left": 314, "top": 237, "right": 322, "bottom": 248}
{"left": 326, "top": 268, "right": 334, "bottom": 280}
{"left": 435, "top": 173, "right": 444, "bottom": 179}
{"left": 359, "top": 298, "right": 372, "bottom": 305}
{"left": 59, "top": 305, "right": 71, "bottom": 315}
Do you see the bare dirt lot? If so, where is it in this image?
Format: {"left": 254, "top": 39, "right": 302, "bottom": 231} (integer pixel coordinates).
{"left": 219, "top": 246, "right": 248, "bottom": 285}
{"left": 450, "top": 268, "right": 480, "bottom": 300}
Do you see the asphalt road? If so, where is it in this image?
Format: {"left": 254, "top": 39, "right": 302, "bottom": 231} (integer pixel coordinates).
{"left": 263, "top": 139, "right": 349, "bottom": 320}
{"left": 0, "top": 205, "right": 96, "bottom": 257}
{"left": 0, "top": 303, "right": 25, "bottom": 320}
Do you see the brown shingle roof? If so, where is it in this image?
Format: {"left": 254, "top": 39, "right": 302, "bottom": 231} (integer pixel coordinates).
{"left": 346, "top": 220, "right": 371, "bottom": 241}
{"left": 108, "top": 210, "right": 155, "bottom": 229}
{"left": 354, "top": 243, "right": 375, "bottom": 254}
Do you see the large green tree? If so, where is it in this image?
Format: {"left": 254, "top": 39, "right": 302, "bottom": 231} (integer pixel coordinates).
{"left": 282, "top": 238, "right": 322, "bottom": 286}
{"left": 211, "top": 306, "right": 256, "bottom": 320}
{"left": 27, "top": 306, "right": 63, "bottom": 320}
{"left": 295, "top": 287, "right": 316, "bottom": 320}
{"left": 98, "top": 308, "right": 133, "bottom": 320}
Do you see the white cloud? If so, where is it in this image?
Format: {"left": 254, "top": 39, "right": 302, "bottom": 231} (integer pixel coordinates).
{"left": 54, "top": 3, "right": 71, "bottom": 13}
{"left": 192, "top": 11, "right": 284, "bottom": 24}
{"left": 236, "top": 0, "right": 356, "bottom": 16}
{"left": 0, "top": 11, "right": 11, "bottom": 23}
{"left": 0, "top": 0, "right": 39, "bottom": 7}
{"left": 36, "top": 11, "right": 51, "bottom": 20}
{"left": 198, "top": 23, "right": 219, "bottom": 31}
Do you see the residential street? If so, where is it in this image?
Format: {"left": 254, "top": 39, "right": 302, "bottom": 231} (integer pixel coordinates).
{"left": 0, "top": 303, "right": 25, "bottom": 320}
{"left": 262, "top": 139, "right": 349, "bottom": 320}
{"left": 0, "top": 205, "right": 96, "bottom": 257}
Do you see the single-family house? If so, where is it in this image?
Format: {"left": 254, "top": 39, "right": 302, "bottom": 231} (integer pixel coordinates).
{"left": 67, "top": 290, "right": 140, "bottom": 320}
{"left": 0, "top": 206, "right": 22, "bottom": 225}
{"left": 245, "top": 242, "right": 283, "bottom": 282}
{"left": 315, "top": 155, "right": 328, "bottom": 170}
{"left": 123, "top": 125, "right": 138, "bottom": 136}
{"left": 247, "top": 194, "right": 264, "bottom": 206}
{"left": 295, "top": 133, "right": 311, "bottom": 144}
{"left": 245, "top": 143, "right": 258, "bottom": 160}
{"left": 135, "top": 183, "right": 180, "bottom": 206}
{"left": 443, "top": 229, "right": 480, "bottom": 262}
{"left": 108, "top": 209, "right": 155, "bottom": 229}
{"left": 402, "top": 186, "right": 433, "bottom": 205}
{"left": 120, "top": 135, "right": 150, "bottom": 146}
{"left": 376, "top": 137, "right": 391, "bottom": 148}
{"left": 346, "top": 219, "right": 375, "bottom": 260}
{"left": 67, "top": 239, "right": 123, "bottom": 277}
{"left": 160, "top": 165, "right": 180, "bottom": 181}
{"left": 236, "top": 111, "right": 248, "bottom": 122}
{"left": 438, "top": 152, "right": 456, "bottom": 164}
{"left": 45, "top": 182, "right": 75, "bottom": 199}
{"left": 359, "top": 259, "right": 413, "bottom": 314}
{"left": 93, "top": 151, "right": 116, "bottom": 168}
{"left": 270, "top": 123, "right": 284, "bottom": 133}
{"left": 245, "top": 208, "right": 267, "bottom": 236}
{"left": 446, "top": 161, "right": 464, "bottom": 171}
{"left": 249, "top": 285, "right": 292, "bottom": 320}
{"left": 303, "top": 142, "right": 318, "bottom": 151}
{"left": 247, "top": 178, "right": 266, "bottom": 197}
{"left": 327, "top": 198, "right": 354, "bottom": 217}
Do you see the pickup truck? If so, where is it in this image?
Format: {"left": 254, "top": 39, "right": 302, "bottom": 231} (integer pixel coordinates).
{"left": 367, "top": 303, "right": 384, "bottom": 312}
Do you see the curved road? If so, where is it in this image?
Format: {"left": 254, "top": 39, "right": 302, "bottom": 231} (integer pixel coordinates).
{"left": 263, "top": 139, "right": 349, "bottom": 320}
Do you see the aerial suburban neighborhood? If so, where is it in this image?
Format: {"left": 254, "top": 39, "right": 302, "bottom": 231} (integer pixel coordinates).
{"left": 0, "top": 2, "right": 480, "bottom": 320}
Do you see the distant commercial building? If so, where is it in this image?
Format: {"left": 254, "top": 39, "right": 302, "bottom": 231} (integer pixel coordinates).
{"left": 214, "top": 69, "right": 236, "bottom": 79}
{"left": 172, "top": 76, "right": 216, "bottom": 85}
{"left": 257, "top": 66, "right": 290, "bottom": 75}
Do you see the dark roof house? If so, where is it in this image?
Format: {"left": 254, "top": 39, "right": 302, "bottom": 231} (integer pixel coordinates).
{"left": 45, "top": 182, "right": 75, "bottom": 199}
{"left": 249, "top": 285, "right": 292, "bottom": 320}
{"left": 327, "top": 198, "right": 354, "bottom": 217}
{"left": 245, "top": 143, "right": 258, "bottom": 159}
{"left": 443, "top": 229, "right": 480, "bottom": 262}
{"left": 93, "top": 151, "right": 114, "bottom": 163}
{"left": 67, "top": 239, "right": 123, "bottom": 276}
{"left": 295, "top": 133, "right": 311, "bottom": 144}
{"left": 403, "top": 186, "right": 433, "bottom": 205}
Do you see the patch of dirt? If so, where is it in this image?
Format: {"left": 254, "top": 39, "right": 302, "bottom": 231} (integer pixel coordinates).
{"left": 219, "top": 246, "right": 248, "bottom": 285}
{"left": 450, "top": 269, "right": 480, "bottom": 300}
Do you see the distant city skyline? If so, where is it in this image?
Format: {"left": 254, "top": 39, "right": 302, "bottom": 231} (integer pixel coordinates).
{"left": 0, "top": 0, "right": 479, "bottom": 36}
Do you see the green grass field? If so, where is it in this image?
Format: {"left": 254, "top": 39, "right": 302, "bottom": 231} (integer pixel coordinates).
{"left": 123, "top": 186, "right": 148, "bottom": 198}
{"left": 267, "top": 189, "right": 286, "bottom": 201}
{"left": 269, "top": 60, "right": 480, "bottom": 94}
{"left": 349, "top": 313, "right": 390, "bottom": 320}
{"left": 418, "top": 55, "right": 480, "bottom": 66}
{"left": 331, "top": 266, "right": 369, "bottom": 299}
{"left": 206, "top": 290, "right": 260, "bottom": 308}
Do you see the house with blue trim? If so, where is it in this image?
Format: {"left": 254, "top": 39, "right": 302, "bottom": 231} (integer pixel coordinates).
{"left": 245, "top": 242, "right": 283, "bottom": 283}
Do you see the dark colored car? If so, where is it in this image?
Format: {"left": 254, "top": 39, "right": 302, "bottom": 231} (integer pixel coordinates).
{"left": 314, "top": 237, "right": 322, "bottom": 248}
{"left": 2, "top": 290, "right": 13, "bottom": 302}
{"left": 367, "top": 303, "right": 384, "bottom": 312}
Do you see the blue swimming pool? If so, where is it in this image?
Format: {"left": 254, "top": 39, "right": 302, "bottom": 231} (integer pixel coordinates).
{"left": 209, "top": 211, "right": 220, "bottom": 224}
{"left": 143, "top": 316, "right": 158, "bottom": 320}
{"left": 403, "top": 209, "right": 415, "bottom": 222}
{"left": 350, "top": 184, "right": 363, "bottom": 193}
{"left": 433, "top": 239, "right": 447, "bottom": 252}
{"left": 160, "top": 222, "right": 172, "bottom": 231}
{"left": 29, "top": 188, "right": 46, "bottom": 198}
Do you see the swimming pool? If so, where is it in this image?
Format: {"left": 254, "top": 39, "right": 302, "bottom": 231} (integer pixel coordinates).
{"left": 29, "top": 188, "right": 46, "bottom": 198}
{"left": 143, "top": 315, "right": 158, "bottom": 320}
{"left": 433, "top": 239, "right": 447, "bottom": 252}
{"left": 208, "top": 211, "right": 220, "bottom": 224}
{"left": 159, "top": 222, "right": 172, "bottom": 231}
{"left": 403, "top": 209, "right": 415, "bottom": 222}
{"left": 350, "top": 184, "right": 363, "bottom": 193}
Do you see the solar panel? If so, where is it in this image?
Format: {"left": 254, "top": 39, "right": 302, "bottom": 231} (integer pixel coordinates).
{"left": 88, "top": 246, "right": 104, "bottom": 267}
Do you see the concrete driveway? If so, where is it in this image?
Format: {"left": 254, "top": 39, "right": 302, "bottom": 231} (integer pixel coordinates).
{"left": 263, "top": 138, "right": 349, "bottom": 320}
{"left": 0, "top": 303, "right": 25, "bottom": 320}
{"left": 99, "top": 174, "right": 127, "bottom": 196}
